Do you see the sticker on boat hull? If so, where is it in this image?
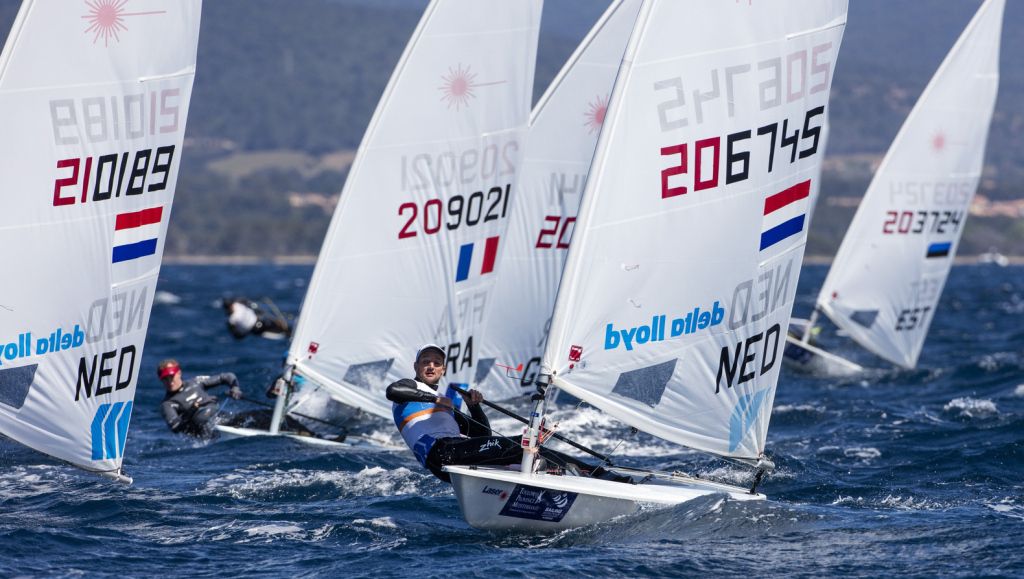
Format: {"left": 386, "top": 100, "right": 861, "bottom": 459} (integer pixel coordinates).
{"left": 498, "top": 484, "right": 577, "bottom": 522}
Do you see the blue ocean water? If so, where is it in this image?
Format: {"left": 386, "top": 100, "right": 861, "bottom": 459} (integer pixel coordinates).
{"left": 1, "top": 263, "right": 1022, "bottom": 577}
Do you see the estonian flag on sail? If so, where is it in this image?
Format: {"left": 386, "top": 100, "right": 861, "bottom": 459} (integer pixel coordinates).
{"left": 760, "top": 180, "right": 810, "bottom": 251}
{"left": 112, "top": 206, "right": 163, "bottom": 263}
{"left": 926, "top": 242, "right": 951, "bottom": 259}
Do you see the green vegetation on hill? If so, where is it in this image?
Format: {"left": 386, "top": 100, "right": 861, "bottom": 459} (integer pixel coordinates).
{"left": 3, "top": 0, "right": 1022, "bottom": 258}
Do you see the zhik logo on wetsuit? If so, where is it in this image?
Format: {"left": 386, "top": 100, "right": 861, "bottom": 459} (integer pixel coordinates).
{"left": 478, "top": 439, "right": 501, "bottom": 453}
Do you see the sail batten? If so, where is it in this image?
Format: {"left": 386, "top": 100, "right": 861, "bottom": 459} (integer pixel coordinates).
{"left": 540, "top": 0, "right": 848, "bottom": 460}
{"left": 816, "top": 0, "right": 1003, "bottom": 369}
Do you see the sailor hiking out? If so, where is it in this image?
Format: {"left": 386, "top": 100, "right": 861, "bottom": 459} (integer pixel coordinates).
{"left": 386, "top": 344, "right": 621, "bottom": 483}
{"left": 223, "top": 297, "right": 291, "bottom": 340}
{"left": 158, "top": 359, "right": 243, "bottom": 438}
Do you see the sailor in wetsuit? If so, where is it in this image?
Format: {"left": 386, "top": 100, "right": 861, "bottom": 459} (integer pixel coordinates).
{"left": 223, "top": 297, "right": 290, "bottom": 340}
{"left": 158, "top": 359, "right": 243, "bottom": 438}
{"left": 386, "top": 344, "right": 613, "bottom": 483}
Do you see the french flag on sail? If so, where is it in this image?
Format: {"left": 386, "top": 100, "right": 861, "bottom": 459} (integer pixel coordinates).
{"left": 455, "top": 236, "right": 500, "bottom": 282}
{"left": 760, "top": 180, "right": 810, "bottom": 251}
{"left": 112, "top": 206, "right": 163, "bottom": 264}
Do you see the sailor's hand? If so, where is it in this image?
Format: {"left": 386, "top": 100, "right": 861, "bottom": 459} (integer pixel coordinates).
{"left": 435, "top": 396, "right": 453, "bottom": 409}
{"left": 465, "top": 389, "right": 484, "bottom": 406}
{"left": 229, "top": 386, "right": 243, "bottom": 400}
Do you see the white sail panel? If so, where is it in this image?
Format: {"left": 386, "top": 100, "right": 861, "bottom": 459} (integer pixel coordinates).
{"left": 0, "top": 0, "right": 201, "bottom": 479}
{"left": 286, "top": 0, "right": 541, "bottom": 418}
{"left": 816, "top": 0, "right": 1003, "bottom": 369}
{"left": 475, "top": 0, "right": 642, "bottom": 401}
{"left": 542, "top": 0, "right": 848, "bottom": 460}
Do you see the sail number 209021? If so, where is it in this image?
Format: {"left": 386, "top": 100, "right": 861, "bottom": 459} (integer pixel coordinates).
{"left": 397, "top": 184, "right": 510, "bottom": 239}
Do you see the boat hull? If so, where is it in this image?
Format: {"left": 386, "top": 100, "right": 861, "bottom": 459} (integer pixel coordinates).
{"left": 213, "top": 425, "right": 390, "bottom": 449}
{"left": 783, "top": 335, "right": 864, "bottom": 375}
{"left": 445, "top": 465, "right": 764, "bottom": 531}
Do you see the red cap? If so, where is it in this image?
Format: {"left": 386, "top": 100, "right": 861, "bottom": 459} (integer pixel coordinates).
{"left": 158, "top": 364, "right": 180, "bottom": 380}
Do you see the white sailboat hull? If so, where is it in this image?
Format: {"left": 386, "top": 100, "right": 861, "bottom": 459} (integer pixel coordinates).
{"left": 445, "top": 465, "right": 763, "bottom": 531}
{"left": 212, "top": 425, "right": 394, "bottom": 450}
{"left": 782, "top": 334, "right": 864, "bottom": 375}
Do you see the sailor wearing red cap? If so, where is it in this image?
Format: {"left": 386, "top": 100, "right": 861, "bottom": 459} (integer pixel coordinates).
{"left": 157, "top": 359, "right": 242, "bottom": 437}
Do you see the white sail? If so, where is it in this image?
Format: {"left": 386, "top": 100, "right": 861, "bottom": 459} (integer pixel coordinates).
{"left": 475, "top": 0, "right": 642, "bottom": 402}
{"left": 541, "top": 0, "right": 848, "bottom": 460}
{"left": 816, "top": 0, "right": 1003, "bottom": 369}
{"left": 285, "top": 0, "right": 542, "bottom": 419}
{"left": 0, "top": 0, "right": 201, "bottom": 480}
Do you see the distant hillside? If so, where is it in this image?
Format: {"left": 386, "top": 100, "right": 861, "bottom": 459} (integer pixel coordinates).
{"left": 3, "top": 0, "right": 1022, "bottom": 258}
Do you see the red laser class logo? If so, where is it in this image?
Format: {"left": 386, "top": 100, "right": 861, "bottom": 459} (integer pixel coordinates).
{"left": 584, "top": 94, "right": 609, "bottom": 134}
{"left": 83, "top": 0, "right": 166, "bottom": 47}
{"left": 931, "top": 131, "right": 947, "bottom": 153}
{"left": 438, "top": 64, "right": 506, "bottom": 111}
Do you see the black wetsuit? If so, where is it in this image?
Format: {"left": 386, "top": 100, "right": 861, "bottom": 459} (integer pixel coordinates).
{"left": 386, "top": 379, "right": 607, "bottom": 483}
{"left": 161, "top": 373, "right": 241, "bottom": 437}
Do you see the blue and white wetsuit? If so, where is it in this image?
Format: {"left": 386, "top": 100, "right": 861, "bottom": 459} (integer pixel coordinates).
{"left": 386, "top": 378, "right": 623, "bottom": 484}
{"left": 386, "top": 378, "right": 502, "bottom": 481}
{"left": 387, "top": 379, "right": 630, "bottom": 484}
{"left": 390, "top": 380, "right": 465, "bottom": 465}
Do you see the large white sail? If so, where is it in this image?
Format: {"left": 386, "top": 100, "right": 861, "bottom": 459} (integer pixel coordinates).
{"left": 475, "top": 0, "right": 642, "bottom": 402}
{"left": 286, "top": 0, "right": 542, "bottom": 419}
{"left": 541, "top": 0, "right": 848, "bottom": 461}
{"left": 816, "top": 0, "right": 1003, "bottom": 369}
{"left": 0, "top": 0, "right": 201, "bottom": 480}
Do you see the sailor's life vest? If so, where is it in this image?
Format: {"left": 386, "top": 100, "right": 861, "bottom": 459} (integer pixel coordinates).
{"left": 391, "top": 381, "right": 464, "bottom": 466}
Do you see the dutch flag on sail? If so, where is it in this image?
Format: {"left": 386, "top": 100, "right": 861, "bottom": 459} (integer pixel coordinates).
{"left": 112, "top": 206, "right": 163, "bottom": 264}
{"left": 760, "top": 180, "right": 810, "bottom": 251}
{"left": 455, "top": 236, "right": 500, "bottom": 282}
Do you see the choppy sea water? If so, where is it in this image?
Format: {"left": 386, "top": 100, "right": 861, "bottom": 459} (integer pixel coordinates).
{"left": 1, "top": 264, "right": 1022, "bottom": 577}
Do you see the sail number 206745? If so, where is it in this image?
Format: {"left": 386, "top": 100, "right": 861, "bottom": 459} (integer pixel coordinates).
{"left": 397, "top": 184, "right": 510, "bottom": 239}
{"left": 659, "top": 107, "right": 824, "bottom": 199}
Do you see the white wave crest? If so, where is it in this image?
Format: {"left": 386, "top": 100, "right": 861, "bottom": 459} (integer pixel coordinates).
{"left": 943, "top": 397, "right": 998, "bottom": 418}
{"left": 830, "top": 495, "right": 864, "bottom": 506}
{"left": 773, "top": 404, "right": 825, "bottom": 415}
{"left": 352, "top": 517, "right": 398, "bottom": 529}
{"left": 203, "top": 465, "right": 440, "bottom": 499}
{"left": 245, "top": 524, "right": 304, "bottom": 537}
{"left": 986, "top": 498, "right": 1024, "bottom": 521}
{"left": 878, "top": 494, "right": 946, "bottom": 510}
{"left": 154, "top": 290, "right": 181, "bottom": 305}
{"left": 0, "top": 465, "right": 73, "bottom": 500}
{"left": 1013, "top": 384, "right": 1024, "bottom": 397}
{"left": 977, "top": 352, "right": 1021, "bottom": 372}
{"left": 844, "top": 447, "right": 881, "bottom": 460}
{"left": 831, "top": 494, "right": 945, "bottom": 510}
